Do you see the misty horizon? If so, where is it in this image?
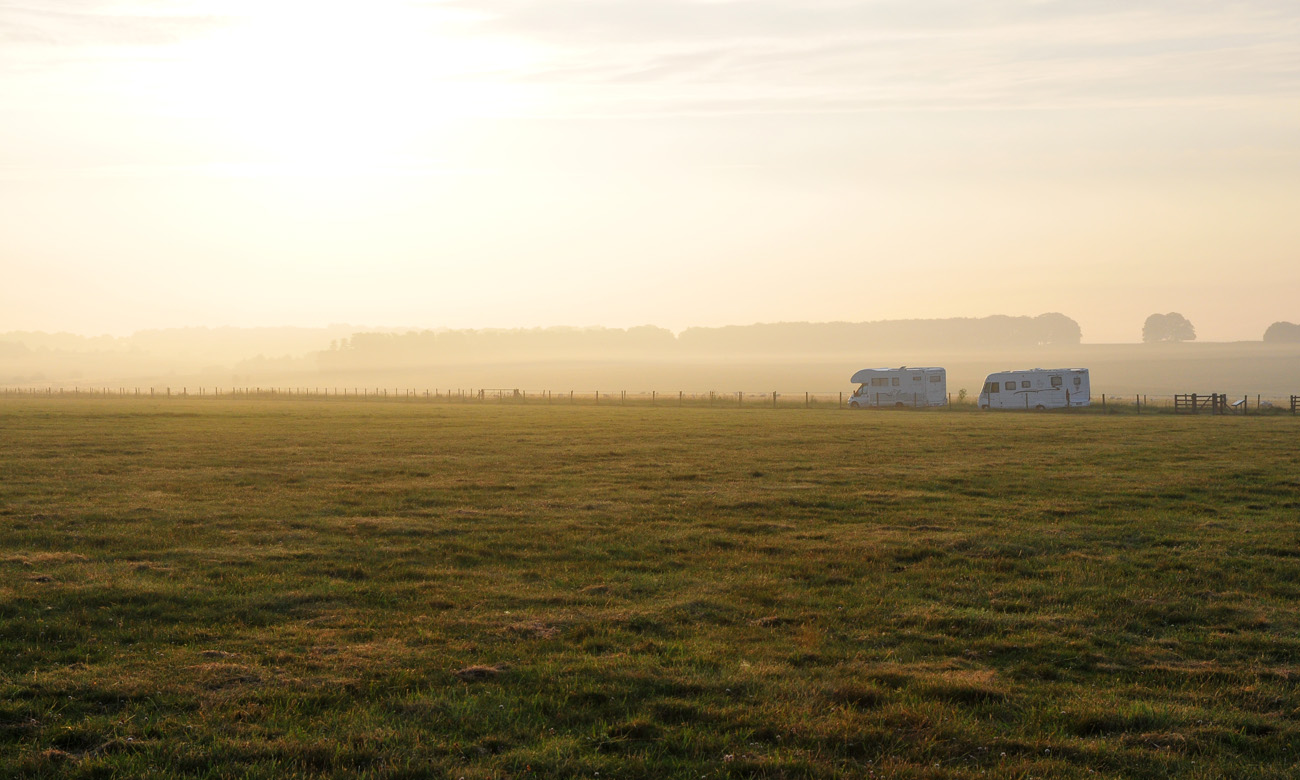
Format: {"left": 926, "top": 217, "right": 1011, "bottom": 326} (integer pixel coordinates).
{"left": 5, "top": 311, "right": 1298, "bottom": 346}
{"left": 6, "top": 313, "right": 1300, "bottom": 397}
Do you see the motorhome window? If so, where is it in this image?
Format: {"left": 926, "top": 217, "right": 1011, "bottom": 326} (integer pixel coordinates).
{"left": 871, "top": 377, "right": 889, "bottom": 387}
{"left": 891, "top": 378, "right": 900, "bottom": 386}
{"left": 1004, "top": 381, "right": 1015, "bottom": 391}
{"left": 1019, "top": 381, "right": 1029, "bottom": 388}
{"left": 929, "top": 375, "right": 941, "bottom": 383}
{"left": 1051, "top": 376, "right": 1063, "bottom": 388}
{"left": 913, "top": 376, "right": 922, "bottom": 382}
{"left": 987, "top": 382, "right": 999, "bottom": 394}
{"left": 1073, "top": 376, "right": 1082, "bottom": 386}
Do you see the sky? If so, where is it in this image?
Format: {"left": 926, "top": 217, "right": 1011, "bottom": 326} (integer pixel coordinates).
{"left": 2, "top": 0, "right": 1298, "bottom": 343}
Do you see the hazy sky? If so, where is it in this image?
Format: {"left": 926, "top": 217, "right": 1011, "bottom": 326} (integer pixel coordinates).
{"left": 3, "top": 1, "right": 1298, "bottom": 342}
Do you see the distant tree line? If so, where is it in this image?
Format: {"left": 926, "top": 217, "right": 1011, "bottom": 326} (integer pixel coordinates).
{"left": 318, "top": 314, "right": 1084, "bottom": 369}
{"left": 677, "top": 314, "right": 1082, "bottom": 354}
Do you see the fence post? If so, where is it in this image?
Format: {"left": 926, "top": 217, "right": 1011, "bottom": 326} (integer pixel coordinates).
{"left": 738, "top": 391, "right": 742, "bottom": 407}
{"left": 805, "top": 392, "right": 809, "bottom": 408}
{"left": 839, "top": 392, "right": 843, "bottom": 409}
{"left": 679, "top": 391, "right": 683, "bottom": 406}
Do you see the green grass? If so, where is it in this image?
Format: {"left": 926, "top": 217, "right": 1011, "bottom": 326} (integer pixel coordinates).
{"left": 2, "top": 399, "right": 1298, "bottom": 778}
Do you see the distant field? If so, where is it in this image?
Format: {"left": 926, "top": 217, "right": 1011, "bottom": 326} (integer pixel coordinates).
{"left": 7, "top": 340, "right": 1300, "bottom": 400}
{"left": 2, "top": 400, "right": 1298, "bottom": 779}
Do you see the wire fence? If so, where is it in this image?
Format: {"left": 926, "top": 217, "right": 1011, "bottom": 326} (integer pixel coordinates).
{"left": 2, "top": 386, "right": 1299, "bottom": 414}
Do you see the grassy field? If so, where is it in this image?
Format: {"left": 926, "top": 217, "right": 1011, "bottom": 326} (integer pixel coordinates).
{"left": 2, "top": 399, "right": 1298, "bottom": 779}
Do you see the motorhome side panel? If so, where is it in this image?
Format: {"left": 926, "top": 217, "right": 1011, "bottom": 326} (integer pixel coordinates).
{"left": 847, "top": 367, "right": 948, "bottom": 408}
{"left": 978, "top": 369, "right": 1090, "bottom": 410}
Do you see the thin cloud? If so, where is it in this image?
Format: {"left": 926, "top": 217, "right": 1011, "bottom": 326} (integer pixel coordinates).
{"left": 458, "top": 0, "right": 1300, "bottom": 114}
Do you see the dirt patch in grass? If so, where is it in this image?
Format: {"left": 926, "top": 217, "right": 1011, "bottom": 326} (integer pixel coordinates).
{"left": 198, "top": 650, "right": 238, "bottom": 660}
{"left": 189, "top": 662, "right": 262, "bottom": 689}
{"left": 453, "top": 664, "right": 510, "bottom": 681}
{"left": 826, "top": 683, "right": 889, "bottom": 710}
{"left": 504, "top": 621, "right": 560, "bottom": 639}
{"left": 3, "top": 552, "right": 88, "bottom": 566}
{"left": 917, "top": 669, "right": 1011, "bottom": 705}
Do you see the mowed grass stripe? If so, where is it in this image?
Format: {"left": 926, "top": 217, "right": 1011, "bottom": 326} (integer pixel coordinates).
{"left": 1, "top": 399, "right": 1298, "bottom": 779}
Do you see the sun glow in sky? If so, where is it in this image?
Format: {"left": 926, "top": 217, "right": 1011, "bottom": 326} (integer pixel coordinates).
{"left": 3, "top": 1, "right": 1299, "bottom": 341}
{"left": 145, "top": 2, "right": 539, "bottom": 172}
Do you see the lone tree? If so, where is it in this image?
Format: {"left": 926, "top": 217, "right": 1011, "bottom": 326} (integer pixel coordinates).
{"left": 1263, "top": 322, "right": 1300, "bottom": 343}
{"left": 1142, "top": 312, "right": 1196, "bottom": 343}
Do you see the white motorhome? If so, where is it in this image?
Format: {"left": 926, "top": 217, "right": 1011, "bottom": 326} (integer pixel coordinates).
{"left": 978, "top": 368, "right": 1090, "bottom": 410}
{"left": 848, "top": 367, "right": 947, "bottom": 408}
